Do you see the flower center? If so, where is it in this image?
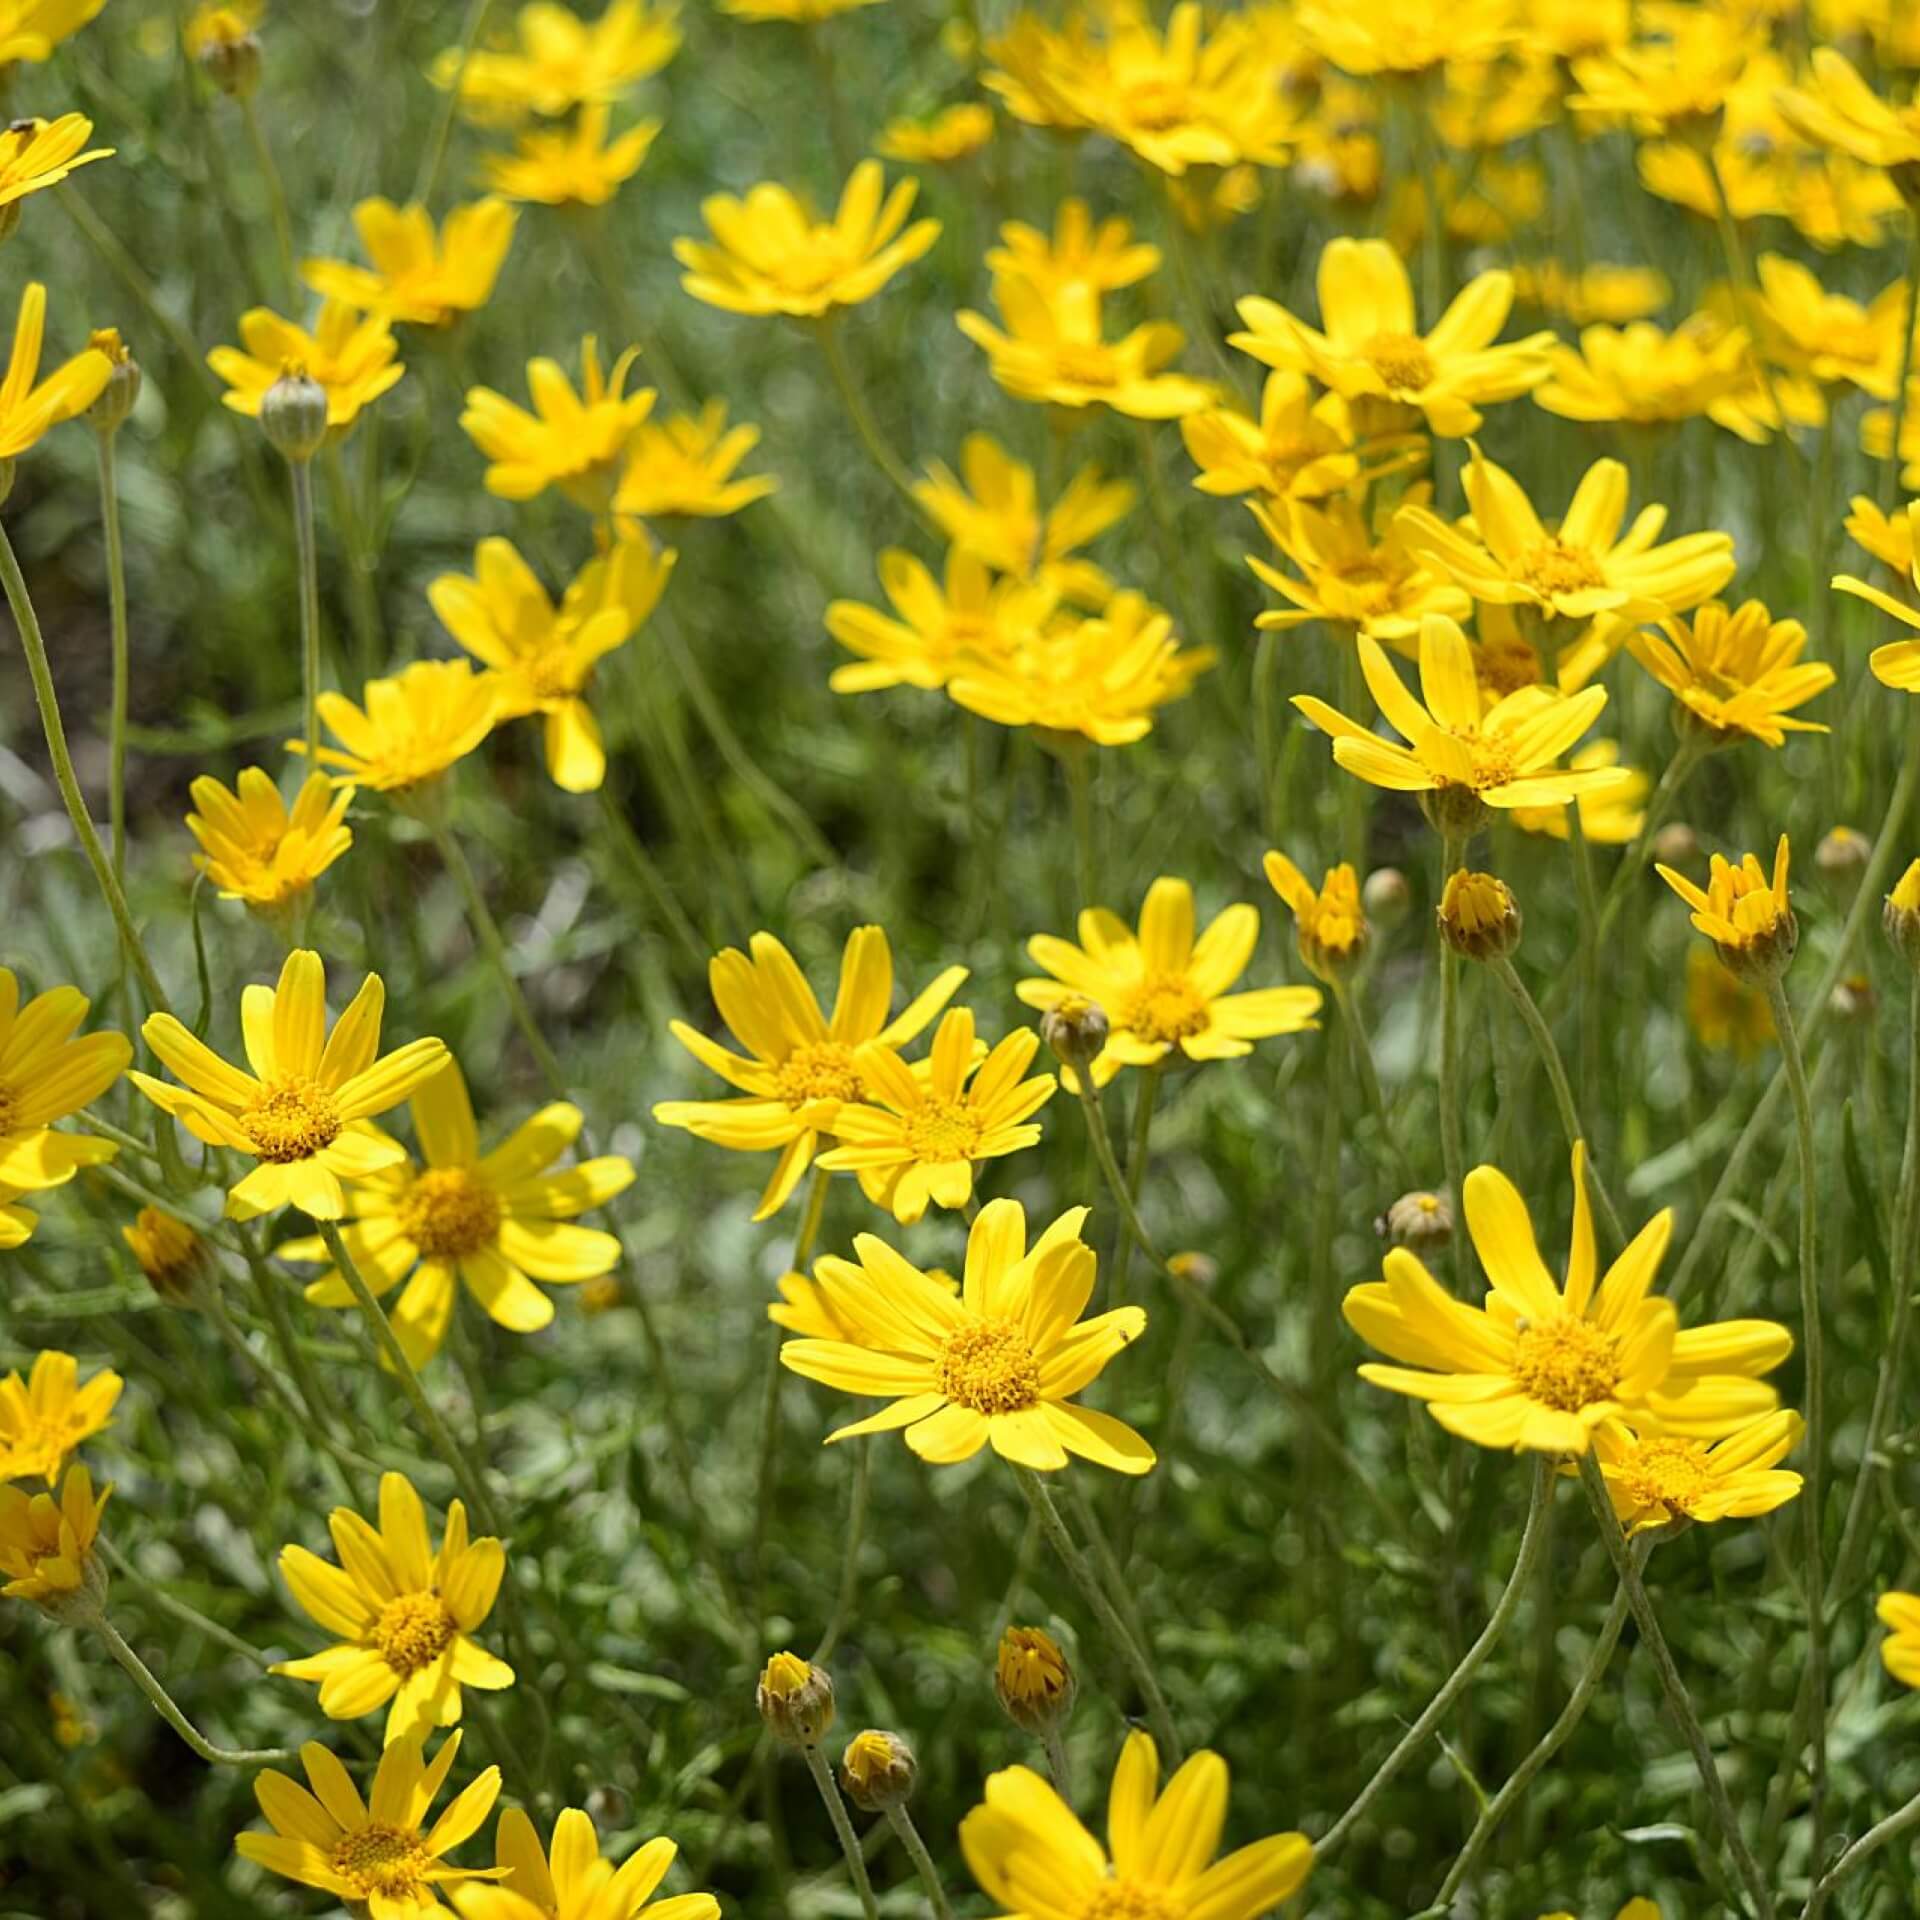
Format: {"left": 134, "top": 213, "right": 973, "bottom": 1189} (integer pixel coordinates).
{"left": 373, "top": 1591, "right": 458, "bottom": 1678}
{"left": 936, "top": 1320, "right": 1041, "bottom": 1415}
{"left": 1510, "top": 1314, "right": 1620, "bottom": 1413}
{"left": 1612, "top": 1434, "right": 1716, "bottom": 1517}
{"left": 775, "top": 1042, "right": 865, "bottom": 1110}
{"left": 1518, "top": 538, "right": 1606, "bottom": 598}
{"left": 522, "top": 646, "right": 589, "bottom": 703}
{"left": 331, "top": 1824, "right": 432, "bottom": 1897}
{"left": 239, "top": 1078, "right": 342, "bottom": 1162}
{"left": 1364, "top": 330, "right": 1436, "bottom": 393}
{"left": 1117, "top": 974, "right": 1210, "bottom": 1045}
{"left": 1121, "top": 77, "right": 1194, "bottom": 131}
{"left": 903, "top": 1097, "right": 985, "bottom": 1163}
{"left": 397, "top": 1167, "right": 503, "bottom": 1259}
{"left": 1082, "top": 1879, "right": 1178, "bottom": 1920}
{"left": 1330, "top": 558, "right": 1398, "bottom": 618}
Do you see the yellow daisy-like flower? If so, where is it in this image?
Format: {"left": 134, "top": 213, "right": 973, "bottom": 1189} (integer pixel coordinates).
{"left": 0, "top": 1352, "right": 121, "bottom": 1482}
{"left": 1295, "top": 0, "right": 1510, "bottom": 76}
{"left": 0, "top": 969, "right": 129, "bottom": 1198}
{"left": 962, "top": 1731, "right": 1313, "bottom": 1920}
{"left": 431, "top": 0, "right": 681, "bottom": 119}
{"left": 1567, "top": 11, "right": 1756, "bottom": 137}
{"left": 0, "top": 0, "right": 104, "bottom": 64}
{"left": 273, "top": 1472, "right": 513, "bottom": 1744}
{"left": 1836, "top": 505, "right": 1920, "bottom": 690}
{"left": 0, "top": 282, "right": 110, "bottom": 456}
{"left": 303, "top": 198, "right": 517, "bottom": 328}
{"left": 208, "top": 298, "right": 403, "bottom": 437}
{"left": 825, "top": 548, "right": 1056, "bottom": 695}
{"left": 1629, "top": 599, "right": 1834, "bottom": 746}
{"left": 1656, "top": 836, "right": 1795, "bottom": 979}
{"left": 1231, "top": 239, "right": 1553, "bottom": 438}
{"left": 614, "top": 399, "right": 776, "bottom": 519}
{"left": 131, "top": 949, "right": 449, "bottom": 1222}
{"left": 1593, "top": 1409, "right": 1803, "bottom": 1536}
{"left": 1513, "top": 261, "right": 1671, "bottom": 329}
{"left": 1396, "top": 447, "right": 1737, "bottom": 628}
{"left": 1263, "top": 852, "right": 1367, "bottom": 983}
{"left": 0, "top": 114, "right": 110, "bottom": 220}
{"left": 1748, "top": 253, "right": 1908, "bottom": 399}
{"left": 876, "top": 102, "right": 995, "bottom": 166}
{"left": 675, "top": 161, "right": 938, "bottom": 318}
{"left": 780, "top": 1197, "right": 1155, "bottom": 1474}
{"left": 1776, "top": 47, "right": 1920, "bottom": 194}
{"left": 0, "top": 1463, "right": 108, "bottom": 1611}
{"left": 280, "top": 1058, "right": 634, "bottom": 1370}
{"left": 430, "top": 535, "right": 672, "bottom": 793}
{"left": 479, "top": 103, "right": 660, "bottom": 207}
{"left": 457, "top": 1805, "right": 721, "bottom": 1920}
{"left": 653, "top": 926, "right": 967, "bottom": 1220}
{"left": 1878, "top": 1590, "right": 1920, "bottom": 1688}
{"left": 236, "top": 1730, "right": 502, "bottom": 1913}
{"left": 984, "top": 201, "right": 1160, "bottom": 303}
{"left": 1181, "top": 371, "right": 1367, "bottom": 504}
{"left": 1017, "top": 875, "right": 1321, "bottom": 1088}
{"left": 1508, "top": 741, "right": 1648, "bottom": 846}
{"left": 461, "top": 335, "right": 654, "bottom": 509}
{"left": 1845, "top": 494, "right": 1916, "bottom": 574}
{"left": 1684, "top": 944, "right": 1774, "bottom": 1059}
{"left": 186, "top": 768, "right": 354, "bottom": 912}
{"left": 1534, "top": 318, "right": 1785, "bottom": 444}
{"left": 816, "top": 1007, "right": 1056, "bottom": 1223}
{"left": 1347, "top": 1141, "right": 1791, "bottom": 1452}
{"left": 1291, "top": 614, "right": 1627, "bottom": 822}
{"left": 293, "top": 659, "right": 500, "bottom": 794}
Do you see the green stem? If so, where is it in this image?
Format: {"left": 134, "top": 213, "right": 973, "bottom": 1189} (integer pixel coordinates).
{"left": 95, "top": 428, "right": 130, "bottom": 880}
{"left": 289, "top": 455, "right": 321, "bottom": 768}
{"left": 92, "top": 1613, "right": 293, "bottom": 1765}
{"left": 1594, "top": 729, "right": 1709, "bottom": 950}
{"left": 1107, "top": 1067, "right": 1159, "bottom": 1310}
{"left": 803, "top": 25, "right": 855, "bottom": 175}
{"left": 810, "top": 1437, "right": 871, "bottom": 1665}
{"left": 1043, "top": 1727, "right": 1073, "bottom": 1798}
{"left": 813, "top": 315, "right": 927, "bottom": 523}
{"left": 98, "top": 1538, "right": 273, "bottom": 1668}
{"left": 1806, "top": 1781, "right": 1920, "bottom": 1919}
{"left": 595, "top": 784, "right": 710, "bottom": 973}
{"left": 414, "top": 0, "right": 494, "bottom": 205}
{"left": 884, "top": 1805, "right": 957, "bottom": 1920}
{"left": 1438, "top": 831, "right": 1468, "bottom": 1287}
{"left": 800, "top": 1741, "right": 881, "bottom": 1920}
{"left": 1330, "top": 977, "right": 1411, "bottom": 1183}
{"left": 1065, "top": 749, "right": 1095, "bottom": 914}
{"left": 322, "top": 440, "right": 383, "bottom": 681}
{"left": 237, "top": 93, "right": 296, "bottom": 298}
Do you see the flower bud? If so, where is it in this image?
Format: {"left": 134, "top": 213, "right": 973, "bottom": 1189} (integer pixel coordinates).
{"left": 1039, "top": 996, "right": 1109, "bottom": 1079}
{"left": 86, "top": 329, "right": 141, "bottom": 436}
{"left": 995, "top": 1625, "right": 1074, "bottom": 1735}
{"left": 1437, "top": 870, "right": 1521, "bottom": 962}
{"left": 578, "top": 1274, "right": 622, "bottom": 1315}
{"left": 1361, "top": 866, "right": 1411, "bottom": 930}
{"left": 195, "top": 10, "right": 263, "bottom": 98}
{"left": 840, "top": 1729, "right": 916, "bottom": 1810}
{"left": 1378, "top": 1189, "right": 1452, "bottom": 1253}
{"left": 259, "top": 363, "right": 328, "bottom": 462}
{"left": 1166, "top": 1250, "right": 1217, "bottom": 1289}
{"left": 1650, "top": 822, "right": 1698, "bottom": 867}
{"left": 1816, "top": 826, "right": 1869, "bottom": 876}
{"left": 121, "top": 1207, "right": 207, "bottom": 1307}
{"left": 1886, "top": 860, "right": 1920, "bottom": 970}
{"left": 757, "top": 1651, "right": 835, "bottom": 1747}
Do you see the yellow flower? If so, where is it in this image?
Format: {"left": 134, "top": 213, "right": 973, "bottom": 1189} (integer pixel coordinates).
{"left": 0, "top": 1352, "right": 121, "bottom": 1482}
{"left": 303, "top": 198, "right": 516, "bottom": 327}
{"left": 430, "top": 535, "right": 672, "bottom": 793}
{"left": 1231, "top": 238, "right": 1553, "bottom": 437}
{"left": 1181, "top": 370, "right": 1365, "bottom": 503}
{"left": 1776, "top": 46, "right": 1920, "bottom": 195}
{"left": 816, "top": 1006, "right": 1056, "bottom": 1223}
{"left": 1345, "top": 1141, "right": 1790, "bottom": 1451}
{"left": 0, "top": 970, "right": 128, "bottom": 1200}
{"left": 720, "top": 0, "right": 882, "bottom": 19}
{"left": 1509, "top": 741, "right": 1649, "bottom": 846}
{"left": 1296, "top": 0, "right": 1510, "bottom": 74}
{"left": 962, "top": 1731, "right": 1312, "bottom": 1920}
{"left": 986, "top": 200, "right": 1161, "bottom": 302}
{"left": 1836, "top": 505, "right": 1920, "bottom": 690}
{"left": 1398, "top": 447, "right": 1737, "bottom": 628}
{"left": 0, "top": 283, "right": 110, "bottom": 455}
{"left": 779, "top": 1198, "right": 1155, "bottom": 1473}
{"left": 1567, "top": 12, "right": 1756, "bottom": 138}
{"left": 0, "top": 0, "right": 104, "bottom": 62}
{"left": 675, "top": 161, "right": 939, "bottom": 317}
{"left": 280, "top": 1058, "right": 634, "bottom": 1369}
{"left": 1845, "top": 494, "right": 1916, "bottom": 574}
{"left": 1248, "top": 487, "right": 1470, "bottom": 650}
{"left": 272, "top": 1472, "right": 513, "bottom": 1744}
{"left": 1747, "top": 253, "right": 1909, "bottom": 398}
{"left": 1290, "top": 78, "right": 1383, "bottom": 207}
{"left": 1593, "top": 1410, "right": 1803, "bottom": 1535}
{"left": 0, "top": 114, "right": 110, "bottom": 220}
{"left": 123, "top": 1206, "right": 206, "bottom": 1302}
{"left": 0, "top": 1464, "right": 108, "bottom": 1612}
{"left": 1291, "top": 614, "right": 1626, "bottom": 821}
{"left": 431, "top": 0, "right": 680, "bottom": 119}
{"left": 461, "top": 335, "right": 654, "bottom": 508}
{"left": 479, "top": 103, "right": 660, "bottom": 206}
{"left": 653, "top": 927, "right": 967, "bottom": 1220}
{"left": 1513, "top": 260, "right": 1671, "bottom": 328}
{"left": 1684, "top": 943, "right": 1775, "bottom": 1058}
{"left": 1865, "top": 382, "right": 1920, "bottom": 490}
{"left": 913, "top": 432, "right": 1133, "bottom": 607}
{"left": 614, "top": 399, "right": 776, "bottom": 519}
{"left": 769, "top": 1261, "right": 958, "bottom": 1339}
{"left": 1629, "top": 599, "right": 1833, "bottom": 746}
{"left": 1263, "top": 852, "right": 1367, "bottom": 983}
{"left": 208, "top": 298, "right": 403, "bottom": 438}
{"left": 1656, "top": 835, "right": 1796, "bottom": 979}
{"left": 293, "top": 659, "right": 500, "bottom": 793}
{"left": 131, "top": 949, "right": 449, "bottom": 1222}
{"left": 184, "top": 0, "right": 260, "bottom": 60}
{"left": 877, "top": 102, "right": 994, "bottom": 164}
{"left": 186, "top": 768, "right": 354, "bottom": 911}
{"left": 825, "top": 548, "right": 1056, "bottom": 695}
{"left": 1539, "top": 1902, "right": 1661, "bottom": 1920}
{"left": 1534, "top": 317, "right": 1787, "bottom": 444}
{"left": 1018, "top": 875, "right": 1321, "bottom": 1088}
{"left": 456, "top": 1805, "right": 720, "bottom": 1920}
{"left": 1879, "top": 1591, "right": 1920, "bottom": 1688}
{"left": 236, "top": 1730, "right": 501, "bottom": 1911}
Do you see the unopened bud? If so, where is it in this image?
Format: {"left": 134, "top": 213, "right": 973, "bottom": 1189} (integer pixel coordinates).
{"left": 1379, "top": 1189, "right": 1452, "bottom": 1253}
{"left": 259, "top": 364, "right": 328, "bottom": 462}
{"left": 840, "top": 1729, "right": 916, "bottom": 1810}
{"left": 195, "top": 13, "right": 263, "bottom": 98}
{"left": 86, "top": 329, "right": 141, "bottom": 436}
{"left": 1166, "top": 1250, "right": 1217, "bottom": 1289}
{"left": 578, "top": 1274, "right": 622, "bottom": 1315}
{"left": 1650, "top": 823, "right": 1698, "bottom": 866}
{"left": 1039, "top": 996, "right": 1109, "bottom": 1078}
{"left": 1816, "top": 826, "right": 1869, "bottom": 876}
{"left": 1361, "top": 867, "right": 1411, "bottom": 930}
{"left": 121, "top": 1207, "right": 206, "bottom": 1307}
{"left": 1886, "top": 860, "right": 1920, "bottom": 970}
{"left": 1438, "top": 870, "right": 1521, "bottom": 962}
{"left": 757, "top": 1651, "right": 835, "bottom": 1747}
{"left": 995, "top": 1625, "right": 1074, "bottom": 1735}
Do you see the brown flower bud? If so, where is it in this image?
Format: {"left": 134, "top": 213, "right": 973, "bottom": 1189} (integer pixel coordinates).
{"left": 757, "top": 1651, "right": 835, "bottom": 1747}
{"left": 1379, "top": 1189, "right": 1453, "bottom": 1253}
{"left": 995, "top": 1625, "right": 1074, "bottom": 1735}
{"left": 840, "top": 1730, "right": 916, "bottom": 1810}
{"left": 1438, "top": 870, "right": 1521, "bottom": 962}
{"left": 1039, "top": 996, "right": 1109, "bottom": 1078}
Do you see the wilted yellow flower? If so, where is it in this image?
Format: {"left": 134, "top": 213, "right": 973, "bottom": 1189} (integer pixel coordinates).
{"left": 281, "top": 1058, "right": 634, "bottom": 1369}
{"left": 1776, "top": 47, "right": 1920, "bottom": 197}
{"left": 825, "top": 548, "right": 1055, "bottom": 695}
{"left": 1836, "top": 506, "right": 1920, "bottom": 690}
{"left": 457, "top": 1806, "right": 720, "bottom": 1920}
{"left": 1657, "top": 836, "right": 1796, "bottom": 981}
{"left": 272, "top": 1471, "right": 513, "bottom": 1743}
{"left": 122, "top": 1207, "right": 206, "bottom": 1302}
{"left": 676, "top": 161, "right": 938, "bottom": 318}
{"left": 1535, "top": 317, "right": 1788, "bottom": 444}
{"left": 186, "top": 768, "right": 354, "bottom": 911}
{"left": 1846, "top": 495, "right": 1916, "bottom": 574}
{"left": 431, "top": 0, "right": 680, "bottom": 119}
{"left": 780, "top": 1198, "right": 1155, "bottom": 1473}
{"left": 208, "top": 298, "right": 402, "bottom": 438}
{"left": 0, "top": 283, "right": 110, "bottom": 455}
{"left": 461, "top": 335, "right": 654, "bottom": 508}
{"left": 481, "top": 102, "right": 661, "bottom": 206}
{"left": 1296, "top": 0, "right": 1510, "bottom": 75}
{"left": 293, "top": 659, "right": 499, "bottom": 793}
{"left": 1685, "top": 944, "right": 1774, "bottom": 1058}
{"left": 303, "top": 198, "right": 516, "bottom": 327}
{"left": 430, "top": 535, "right": 672, "bottom": 792}
{"left": 1594, "top": 1410, "right": 1803, "bottom": 1535}
{"left": 0, "top": 1464, "right": 108, "bottom": 1614}
{"left": 877, "top": 102, "right": 994, "bottom": 164}
{"left": 1346, "top": 1141, "right": 1790, "bottom": 1451}
{"left": 1513, "top": 260, "right": 1671, "bottom": 328}
{"left": 131, "top": 949, "right": 449, "bottom": 1221}
{"left": 653, "top": 926, "right": 966, "bottom": 1219}
{"left": 1232, "top": 238, "right": 1553, "bottom": 437}
{"left": 0, "top": 114, "right": 109, "bottom": 227}
{"left": 1629, "top": 600, "right": 1833, "bottom": 746}
{"left": 0, "top": 1352, "right": 121, "bottom": 1483}
{"left": 1509, "top": 742, "right": 1648, "bottom": 846}
{"left": 1263, "top": 852, "right": 1367, "bottom": 983}
{"left": 614, "top": 399, "right": 777, "bottom": 519}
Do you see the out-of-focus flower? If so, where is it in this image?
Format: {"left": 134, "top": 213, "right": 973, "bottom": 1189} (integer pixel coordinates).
{"left": 293, "top": 660, "right": 500, "bottom": 794}
{"left": 1747, "top": 254, "right": 1909, "bottom": 398}
{"left": 1295, "top": 0, "right": 1511, "bottom": 76}
{"left": 187, "top": 769, "right": 354, "bottom": 912}
{"left": 1776, "top": 47, "right": 1920, "bottom": 200}
{"left": 1535, "top": 317, "right": 1797, "bottom": 444}
{"left": 1846, "top": 495, "right": 1917, "bottom": 575}
{"left": 122, "top": 1208, "right": 207, "bottom": 1303}
{"left": 304, "top": 198, "right": 515, "bottom": 326}
{"left": 0, "top": 0, "right": 105, "bottom": 64}
{"left": 1568, "top": 11, "right": 1756, "bottom": 140}
{"left": 0, "top": 970, "right": 127, "bottom": 1199}
{"left": 1181, "top": 371, "right": 1371, "bottom": 503}
{"left": 0, "top": 1353, "right": 121, "bottom": 1483}
{"left": 461, "top": 336, "right": 653, "bottom": 508}
{"left": 877, "top": 103, "right": 994, "bottom": 164}
{"left": 1685, "top": 943, "right": 1774, "bottom": 1057}
{"left": 480, "top": 102, "right": 659, "bottom": 205}
{"left": 826, "top": 548, "right": 1056, "bottom": 695}
{"left": 208, "top": 299, "right": 402, "bottom": 439}
{"left": 1836, "top": 506, "right": 1920, "bottom": 689}
{"left": 431, "top": 0, "right": 680, "bottom": 120}
{"left": 1630, "top": 599, "right": 1833, "bottom": 747}
{"left": 0, "top": 1465, "right": 108, "bottom": 1615}
{"left": 1509, "top": 742, "right": 1648, "bottom": 846}
{"left": 614, "top": 399, "right": 777, "bottom": 518}
{"left": 1513, "top": 260, "right": 1671, "bottom": 328}
{"left": 985, "top": 201, "right": 1161, "bottom": 300}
